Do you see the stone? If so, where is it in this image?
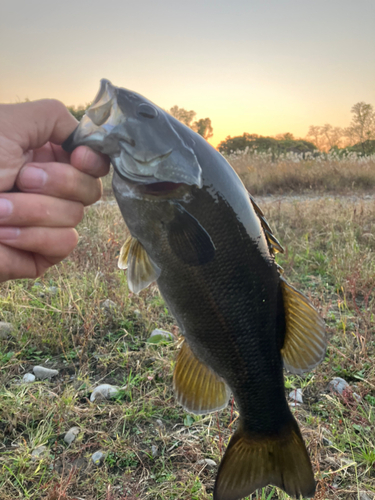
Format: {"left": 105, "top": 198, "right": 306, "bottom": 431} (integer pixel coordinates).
{"left": 90, "top": 384, "right": 121, "bottom": 402}
{"left": 100, "top": 299, "right": 118, "bottom": 312}
{"left": 151, "top": 445, "right": 158, "bottom": 457}
{"left": 148, "top": 329, "right": 174, "bottom": 343}
{"left": 328, "top": 377, "right": 350, "bottom": 395}
{"left": 289, "top": 388, "right": 303, "bottom": 404}
{"left": 33, "top": 366, "right": 59, "bottom": 379}
{"left": 360, "top": 492, "right": 373, "bottom": 500}
{"left": 0, "top": 322, "right": 14, "bottom": 339}
{"left": 197, "top": 458, "right": 217, "bottom": 468}
{"left": 23, "top": 373, "right": 36, "bottom": 383}
{"left": 91, "top": 450, "right": 105, "bottom": 465}
{"left": 47, "top": 286, "right": 58, "bottom": 295}
{"left": 32, "top": 445, "right": 49, "bottom": 459}
{"left": 64, "top": 427, "right": 80, "bottom": 445}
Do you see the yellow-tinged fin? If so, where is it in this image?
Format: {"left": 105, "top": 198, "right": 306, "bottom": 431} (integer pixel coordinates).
{"left": 214, "top": 419, "right": 315, "bottom": 500}
{"left": 173, "top": 341, "right": 231, "bottom": 415}
{"left": 265, "top": 230, "right": 284, "bottom": 254}
{"left": 118, "top": 236, "right": 161, "bottom": 294}
{"left": 281, "top": 277, "right": 326, "bottom": 374}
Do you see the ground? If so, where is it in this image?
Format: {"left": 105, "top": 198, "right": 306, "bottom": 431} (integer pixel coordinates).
{"left": 0, "top": 155, "right": 374, "bottom": 500}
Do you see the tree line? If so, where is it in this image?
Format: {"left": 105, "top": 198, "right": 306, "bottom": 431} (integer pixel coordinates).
{"left": 68, "top": 100, "right": 375, "bottom": 155}
{"left": 67, "top": 104, "right": 214, "bottom": 141}
{"left": 218, "top": 102, "right": 375, "bottom": 156}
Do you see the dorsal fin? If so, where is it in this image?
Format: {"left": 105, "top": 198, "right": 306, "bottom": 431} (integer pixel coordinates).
{"left": 118, "top": 236, "right": 161, "bottom": 294}
{"left": 248, "top": 194, "right": 284, "bottom": 256}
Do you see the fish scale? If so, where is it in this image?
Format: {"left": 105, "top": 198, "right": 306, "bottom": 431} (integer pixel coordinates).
{"left": 63, "top": 79, "right": 327, "bottom": 500}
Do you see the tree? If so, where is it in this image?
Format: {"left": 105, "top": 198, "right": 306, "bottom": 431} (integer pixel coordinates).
{"left": 345, "top": 102, "right": 375, "bottom": 146}
{"left": 192, "top": 118, "right": 213, "bottom": 140}
{"left": 67, "top": 104, "right": 91, "bottom": 121}
{"left": 169, "top": 106, "right": 196, "bottom": 127}
{"left": 169, "top": 106, "right": 214, "bottom": 140}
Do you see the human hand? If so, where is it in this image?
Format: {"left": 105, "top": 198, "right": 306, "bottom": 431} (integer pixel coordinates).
{"left": 0, "top": 99, "right": 110, "bottom": 282}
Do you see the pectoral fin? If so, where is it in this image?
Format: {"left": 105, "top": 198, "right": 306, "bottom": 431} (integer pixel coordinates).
{"left": 173, "top": 341, "right": 230, "bottom": 415}
{"left": 118, "top": 236, "right": 161, "bottom": 294}
{"left": 281, "top": 277, "right": 326, "bottom": 374}
{"left": 167, "top": 203, "right": 215, "bottom": 266}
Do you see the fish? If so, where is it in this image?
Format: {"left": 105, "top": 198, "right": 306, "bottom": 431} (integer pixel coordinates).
{"left": 63, "top": 79, "right": 326, "bottom": 500}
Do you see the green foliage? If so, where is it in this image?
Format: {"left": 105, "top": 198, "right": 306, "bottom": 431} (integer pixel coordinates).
{"left": 66, "top": 103, "right": 91, "bottom": 121}
{"left": 217, "top": 132, "right": 316, "bottom": 156}
{"left": 169, "top": 105, "right": 213, "bottom": 140}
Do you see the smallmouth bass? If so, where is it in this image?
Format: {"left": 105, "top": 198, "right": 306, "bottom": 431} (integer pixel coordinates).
{"left": 63, "top": 79, "right": 326, "bottom": 500}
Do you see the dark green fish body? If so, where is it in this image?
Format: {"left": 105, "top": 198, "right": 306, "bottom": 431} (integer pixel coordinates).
{"left": 63, "top": 80, "right": 326, "bottom": 500}
{"left": 113, "top": 144, "right": 287, "bottom": 428}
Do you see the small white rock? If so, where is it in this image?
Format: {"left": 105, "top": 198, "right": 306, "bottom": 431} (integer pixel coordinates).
{"left": 100, "top": 299, "right": 118, "bottom": 312}
{"left": 33, "top": 366, "right": 59, "bottom": 379}
{"left": 149, "top": 329, "right": 174, "bottom": 342}
{"left": 0, "top": 322, "right": 14, "bottom": 339}
{"left": 92, "top": 450, "right": 105, "bottom": 465}
{"left": 23, "top": 373, "right": 36, "bottom": 383}
{"left": 64, "top": 426, "right": 80, "bottom": 445}
{"left": 197, "top": 458, "right": 217, "bottom": 468}
{"left": 289, "top": 388, "right": 303, "bottom": 404}
{"left": 328, "top": 377, "right": 350, "bottom": 395}
{"left": 90, "top": 384, "right": 121, "bottom": 402}
{"left": 32, "top": 445, "right": 48, "bottom": 459}
{"left": 151, "top": 445, "right": 158, "bottom": 457}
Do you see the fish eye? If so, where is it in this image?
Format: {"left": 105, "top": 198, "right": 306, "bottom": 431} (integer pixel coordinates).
{"left": 137, "top": 103, "right": 158, "bottom": 119}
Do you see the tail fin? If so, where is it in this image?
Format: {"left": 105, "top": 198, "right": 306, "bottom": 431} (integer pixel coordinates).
{"left": 214, "top": 418, "right": 315, "bottom": 500}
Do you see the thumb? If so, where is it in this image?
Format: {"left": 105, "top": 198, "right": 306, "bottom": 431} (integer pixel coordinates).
{"left": 0, "top": 99, "right": 78, "bottom": 152}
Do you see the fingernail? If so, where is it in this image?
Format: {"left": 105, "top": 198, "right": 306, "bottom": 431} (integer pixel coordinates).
{"left": 19, "top": 166, "right": 48, "bottom": 189}
{"left": 0, "top": 227, "right": 20, "bottom": 239}
{"left": 0, "top": 199, "right": 13, "bottom": 218}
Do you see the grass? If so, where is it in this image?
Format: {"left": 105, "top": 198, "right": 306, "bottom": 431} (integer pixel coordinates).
{"left": 0, "top": 170, "right": 374, "bottom": 498}
{"left": 226, "top": 150, "right": 375, "bottom": 195}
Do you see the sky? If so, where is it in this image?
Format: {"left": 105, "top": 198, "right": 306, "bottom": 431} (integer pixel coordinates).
{"left": 1, "top": 0, "right": 375, "bottom": 147}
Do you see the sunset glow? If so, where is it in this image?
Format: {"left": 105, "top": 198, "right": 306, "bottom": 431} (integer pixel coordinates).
{"left": 1, "top": 0, "right": 374, "bottom": 148}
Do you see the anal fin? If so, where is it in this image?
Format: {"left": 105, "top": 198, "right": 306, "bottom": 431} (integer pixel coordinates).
{"left": 281, "top": 277, "right": 326, "bottom": 374}
{"left": 118, "top": 236, "right": 161, "bottom": 294}
{"left": 173, "top": 341, "right": 230, "bottom": 415}
{"left": 214, "top": 418, "right": 315, "bottom": 500}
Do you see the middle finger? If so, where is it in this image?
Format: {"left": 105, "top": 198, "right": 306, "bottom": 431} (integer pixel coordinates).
{"left": 16, "top": 161, "right": 103, "bottom": 206}
{"left": 0, "top": 193, "right": 84, "bottom": 227}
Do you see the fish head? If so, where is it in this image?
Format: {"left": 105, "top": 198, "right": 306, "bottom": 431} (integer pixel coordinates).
{"left": 63, "top": 79, "right": 202, "bottom": 188}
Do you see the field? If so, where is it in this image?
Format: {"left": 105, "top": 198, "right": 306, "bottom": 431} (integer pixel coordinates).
{"left": 0, "top": 155, "right": 374, "bottom": 500}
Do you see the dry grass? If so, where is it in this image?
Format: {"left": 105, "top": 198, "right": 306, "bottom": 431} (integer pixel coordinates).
{"left": 0, "top": 191, "right": 374, "bottom": 499}
{"left": 226, "top": 151, "right": 375, "bottom": 195}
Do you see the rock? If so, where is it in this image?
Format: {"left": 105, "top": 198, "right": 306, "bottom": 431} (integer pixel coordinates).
{"left": 47, "top": 286, "right": 58, "bottom": 295}
{"left": 289, "top": 388, "right": 303, "bottom": 404}
{"left": 100, "top": 299, "right": 118, "bottom": 312}
{"left": 33, "top": 366, "right": 59, "bottom": 380}
{"left": 0, "top": 322, "right": 14, "bottom": 339}
{"left": 23, "top": 373, "right": 35, "bottom": 383}
{"left": 90, "top": 384, "right": 121, "bottom": 402}
{"left": 353, "top": 392, "right": 362, "bottom": 402}
{"left": 32, "top": 445, "right": 49, "bottom": 459}
{"left": 328, "top": 377, "right": 350, "bottom": 395}
{"left": 197, "top": 458, "right": 217, "bottom": 468}
{"left": 360, "top": 492, "right": 373, "bottom": 500}
{"left": 151, "top": 445, "right": 158, "bottom": 457}
{"left": 91, "top": 450, "right": 105, "bottom": 465}
{"left": 64, "top": 427, "right": 80, "bottom": 445}
{"left": 155, "top": 419, "right": 165, "bottom": 429}
{"left": 148, "top": 329, "right": 174, "bottom": 343}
